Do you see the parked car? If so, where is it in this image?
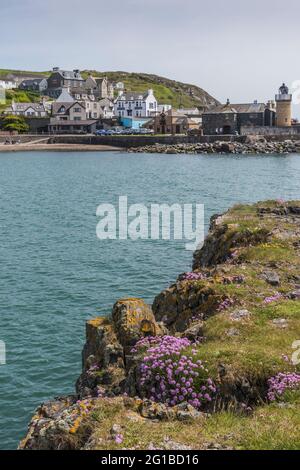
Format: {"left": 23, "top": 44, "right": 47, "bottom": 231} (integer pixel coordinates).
{"left": 94, "top": 129, "right": 107, "bottom": 136}
{"left": 140, "top": 128, "right": 154, "bottom": 134}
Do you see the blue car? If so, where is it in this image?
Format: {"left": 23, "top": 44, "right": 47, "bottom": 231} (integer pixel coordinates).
{"left": 94, "top": 129, "right": 107, "bottom": 136}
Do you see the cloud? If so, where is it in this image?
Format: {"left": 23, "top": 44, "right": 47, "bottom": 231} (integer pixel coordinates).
{"left": 0, "top": 0, "right": 299, "bottom": 117}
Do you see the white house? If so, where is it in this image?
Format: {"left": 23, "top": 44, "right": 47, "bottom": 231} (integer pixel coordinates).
{"left": 4, "top": 101, "right": 47, "bottom": 117}
{"left": 115, "top": 81, "right": 125, "bottom": 91}
{"left": 0, "top": 79, "right": 16, "bottom": 90}
{"left": 114, "top": 89, "right": 158, "bottom": 118}
{"left": 157, "top": 104, "right": 172, "bottom": 113}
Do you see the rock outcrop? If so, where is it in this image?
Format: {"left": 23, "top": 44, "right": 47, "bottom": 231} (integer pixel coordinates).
{"left": 20, "top": 200, "right": 300, "bottom": 450}
{"left": 76, "top": 298, "right": 164, "bottom": 399}
{"left": 128, "top": 139, "right": 300, "bottom": 155}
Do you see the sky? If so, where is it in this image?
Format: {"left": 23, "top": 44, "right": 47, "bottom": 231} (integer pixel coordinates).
{"left": 1, "top": 0, "right": 300, "bottom": 117}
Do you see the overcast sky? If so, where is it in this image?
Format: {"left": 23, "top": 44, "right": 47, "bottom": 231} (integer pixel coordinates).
{"left": 1, "top": 0, "right": 300, "bottom": 116}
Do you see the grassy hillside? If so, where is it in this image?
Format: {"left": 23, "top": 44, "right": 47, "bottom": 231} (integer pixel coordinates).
{"left": 0, "top": 68, "right": 219, "bottom": 110}
{"left": 0, "top": 89, "right": 42, "bottom": 113}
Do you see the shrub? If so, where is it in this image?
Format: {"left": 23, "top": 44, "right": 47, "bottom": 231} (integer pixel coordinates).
{"left": 132, "top": 336, "right": 216, "bottom": 409}
{"left": 267, "top": 372, "right": 300, "bottom": 402}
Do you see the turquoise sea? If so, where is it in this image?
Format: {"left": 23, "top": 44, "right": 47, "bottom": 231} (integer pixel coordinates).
{"left": 1, "top": 150, "right": 300, "bottom": 449}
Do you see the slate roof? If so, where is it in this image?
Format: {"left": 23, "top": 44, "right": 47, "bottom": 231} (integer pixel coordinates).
{"left": 11, "top": 102, "right": 46, "bottom": 112}
{"left": 56, "top": 89, "right": 75, "bottom": 102}
{"left": 204, "top": 103, "right": 266, "bottom": 115}
{"left": 53, "top": 70, "right": 84, "bottom": 81}
{"left": 20, "top": 78, "right": 46, "bottom": 86}
{"left": 52, "top": 101, "right": 85, "bottom": 114}
{"left": 117, "top": 90, "right": 151, "bottom": 101}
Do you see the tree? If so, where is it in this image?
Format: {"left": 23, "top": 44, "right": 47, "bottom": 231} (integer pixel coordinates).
{"left": 2, "top": 115, "right": 29, "bottom": 133}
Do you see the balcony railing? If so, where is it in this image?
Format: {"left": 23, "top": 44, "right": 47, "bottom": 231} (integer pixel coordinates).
{"left": 275, "top": 94, "right": 292, "bottom": 101}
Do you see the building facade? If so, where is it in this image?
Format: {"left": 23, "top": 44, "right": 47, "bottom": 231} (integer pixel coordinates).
{"left": 85, "top": 76, "right": 114, "bottom": 100}
{"left": 150, "top": 109, "right": 199, "bottom": 134}
{"left": 202, "top": 100, "right": 276, "bottom": 135}
{"left": 19, "top": 78, "right": 48, "bottom": 93}
{"left": 47, "top": 68, "right": 85, "bottom": 98}
{"left": 51, "top": 101, "right": 87, "bottom": 121}
{"left": 0, "top": 79, "right": 16, "bottom": 90}
{"left": 114, "top": 89, "right": 158, "bottom": 118}
{"left": 4, "top": 101, "right": 47, "bottom": 117}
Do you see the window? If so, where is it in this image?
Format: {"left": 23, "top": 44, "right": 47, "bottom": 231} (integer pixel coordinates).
{"left": 74, "top": 117, "right": 81, "bottom": 121}
{"left": 74, "top": 107, "right": 82, "bottom": 113}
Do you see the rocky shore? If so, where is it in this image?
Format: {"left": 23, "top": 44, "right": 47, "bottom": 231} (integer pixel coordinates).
{"left": 20, "top": 200, "right": 300, "bottom": 450}
{"left": 128, "top": 138, "right": 300, "bottom": 155}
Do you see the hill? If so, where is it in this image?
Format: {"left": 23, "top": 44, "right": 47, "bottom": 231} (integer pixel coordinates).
{"left": 0, "top": 68, "right": 219, "bottom": 109}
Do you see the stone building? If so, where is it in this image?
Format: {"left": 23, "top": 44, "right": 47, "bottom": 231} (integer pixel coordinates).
{"left": 202, "top": 100, "right": 276, "bottom": 135}
{"left": 85, "top": 76, "right": 114, "bottom": 100}
{"left": 150, "top": 109, "right": 199, "bottom": 134}
{"left": 47, "top": 68, "right": 85, "bottom": 98}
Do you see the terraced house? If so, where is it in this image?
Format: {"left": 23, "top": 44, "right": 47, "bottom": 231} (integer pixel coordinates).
{"left": 49, "top": 99, "right": 97, "bottom": 134}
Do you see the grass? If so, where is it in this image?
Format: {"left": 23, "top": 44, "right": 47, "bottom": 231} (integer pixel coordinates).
{"left": 0, "top": 68, "right": 218, "bottom": 109}
{"left": 80, "top": 396, "right": 300, "bottom": 450}
{"left": 174, "top": 201, "right": 300, "bottom": 385}
{"left": 0, "top": 89, "right": 42, "bottom": 113}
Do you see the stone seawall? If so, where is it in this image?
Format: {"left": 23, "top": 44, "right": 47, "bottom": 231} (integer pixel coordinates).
{"left": 50, "top": 133, "right": 300, "bottom": 149}
{"left": 50, "top": 134, "right": 245, "bottom": 148}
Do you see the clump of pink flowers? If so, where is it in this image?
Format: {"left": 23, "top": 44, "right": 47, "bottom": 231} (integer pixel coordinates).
{"left": 267, "top": 372, "right": 300, "bottom": 401}
{"left": 264, "top": 293, "right": 283, "bottom": 304}
{"left": 182, "top": 272, "right": 205, "bottom": 281}
{"left": 132, "top": 336, "right": 216, "bottom": 409}
{"left": 217, "top": 297, "right": 234, "bottom": 311}
{"left": 114, "top": 434, "right": 124, "bottom": 444}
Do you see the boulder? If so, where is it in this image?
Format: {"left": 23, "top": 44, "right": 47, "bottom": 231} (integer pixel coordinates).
{"left": 262, "top": 271, "right": 281, "bottom": 286}
{"left": 230, "top": 309, "right": 251, "bottom": 321}
{"left": 82, "top": 317, "right": 124, "bottom": 371}
{"left": 112, "top": 298, "right": 163, "bottom": 353}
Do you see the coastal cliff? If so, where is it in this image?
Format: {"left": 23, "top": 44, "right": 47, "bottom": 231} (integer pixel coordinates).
{"left": 20, "top": 201, "right": 300, "bottom": 450}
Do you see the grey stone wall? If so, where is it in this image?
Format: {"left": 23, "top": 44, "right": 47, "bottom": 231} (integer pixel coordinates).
{"left": 50, "top": 134, "right": 245, "bottom": 148}
{"left": 240, "top": 126, "right": 300, "bottom": 136}
{"left": 203, "top": 113, "right": 238, "bottom": 135}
